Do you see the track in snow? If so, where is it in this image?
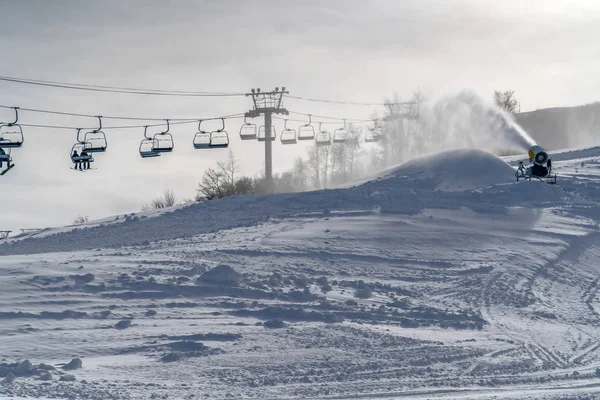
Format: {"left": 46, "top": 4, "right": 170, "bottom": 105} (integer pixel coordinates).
{"left": 3, "top": 149, "right": 600, "bottom": 399}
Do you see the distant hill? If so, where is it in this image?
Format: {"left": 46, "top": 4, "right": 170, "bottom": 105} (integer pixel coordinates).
{"left": 516, "top": 102, "right": 600, "bottom": 150}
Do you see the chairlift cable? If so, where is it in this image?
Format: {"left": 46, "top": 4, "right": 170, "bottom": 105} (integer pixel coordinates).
{"left": 284, "top": 94, "right": 414, "bottom": 107}
{"left": 0, "top": 75, "right": 412, "bottom": 105}
{"left": 288, "top": 110, "right": 372, "bottom": 122}
{"left": 0, "top": 76, "right": 246, "bottom": 97}
{"left": 18, "top": 114, "right": 245, "bottom": 131}
{"left": 279, "top": 111, "right": 373, "bottom": 123}
{"left": 0, "top": 104, "right": 245, "bottom": 123}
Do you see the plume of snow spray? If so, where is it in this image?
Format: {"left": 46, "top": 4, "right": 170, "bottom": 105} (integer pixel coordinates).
{"left": 419, "top": 91, "right": 536, "bottom": 154}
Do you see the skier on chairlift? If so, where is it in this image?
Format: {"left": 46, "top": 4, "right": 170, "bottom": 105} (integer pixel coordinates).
{"left": 80, "top": 150, "right": 90, "bottom": 170}
{"left": 72, "top": 149, "right": 81, "bottom": 170}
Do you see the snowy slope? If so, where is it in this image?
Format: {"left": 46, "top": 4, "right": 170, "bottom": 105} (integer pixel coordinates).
{"left": 3, "top": 148, "right": 600, "bottom": 399}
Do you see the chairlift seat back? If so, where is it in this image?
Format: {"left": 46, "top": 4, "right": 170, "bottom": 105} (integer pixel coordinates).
{"left": 333, "top": 128, "right": 349, "bottom": 143}
{"left": 193, "top": 132, "right": 211, "bottom": 149}
{"left": 280, "top": 129, "right": 297, "bottom": 145}
{"left": 365, "top": 128, "right": 382, "bottom": 143}
{"left": 139, "top": 138, "right": 161, "bottom": 158}
{"left": 209, "top": 131, "right": 229, "bottom": 148}
{"left": 239, "top": 124, "right": 257, "bottom": 140}
{"left": 153, "top": 134, "right": 174, "bottom": 152}
{"left": 316, "top": 131, "right": 331, "bottom": 146}
{"left": 298, "top": 125, "right": 315, "bottom": 140}
{"left": 0, "top": 128, "right": 24, "bottom": 148}
{"left": 84, "top": 131, "right": 107, "bottom": 152}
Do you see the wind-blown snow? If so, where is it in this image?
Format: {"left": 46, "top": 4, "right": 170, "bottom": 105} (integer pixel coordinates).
{"left": 421, "top": 91, "right": 537, "bottom": 154}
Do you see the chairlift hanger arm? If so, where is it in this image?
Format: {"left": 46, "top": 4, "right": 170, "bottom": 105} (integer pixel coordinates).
{"left": 198, "top": 120, "right": 208, "bottom": 134}
{"left": 11, "top": 107, "right": 19, "bottom": 125}
{"left": 162, "top": 119, "right": 170, "bottom": 134}
{"left": 94, "top": 116, "right": 103, "bottom": 132}
{"left": 1, "top": 107, "right": 19, "bottom": 126}
{"left": 76, "top": 128, "right": 85, "bottom": 143}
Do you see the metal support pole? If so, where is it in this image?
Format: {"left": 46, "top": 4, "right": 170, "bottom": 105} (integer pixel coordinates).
{"left": 264, "top": 111, "right": 273, "bottom": 187}
{"left": 245, "top": 87, "right": 288, "bottom": 193}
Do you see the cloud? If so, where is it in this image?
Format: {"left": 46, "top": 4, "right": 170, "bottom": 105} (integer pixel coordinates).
{"left": 1, "top": 0, "right": 599, "bottom": 231}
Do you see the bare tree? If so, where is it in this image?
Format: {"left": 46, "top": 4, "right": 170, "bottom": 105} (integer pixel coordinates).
{"left": 72, "top": 215, "right": 89, "bottom": 225}
{"left": 142, "top": 189, "right": 177, "bottom": 211}
{"left": 196, "top": 168, "right": 227, "bottom": 200}
{"left": 344, "top": 124, "right": 362, "bottom": 181}
{"left": 494, "top": 90, "right": 519, "bottom": 114}
{"left": 274, "top": 172, "right": 296, "bottom": 193}
{"left": 162, "top": 189, "right": 177, "bottom": 207}
{"left": 321, "top": 144, "right": 331, "bottom": 188}
{"left": 411, "top": 87, "right": 426, "bottom": 120}
{"left": 291, "top": 157, "right": 308, "bottom": 191}
{"left": 307, "top": 143, "right": 321, "bottom": 189}
{"left": 234, "top": 176, "right": 255, "bottom": 195}
{"left": 217, "top": 150, "right": 239, "bottom": 195}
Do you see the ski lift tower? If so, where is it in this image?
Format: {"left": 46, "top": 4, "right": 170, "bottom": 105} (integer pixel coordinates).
{"left": 245, "top": 87, "right": 289, "bottom": 191}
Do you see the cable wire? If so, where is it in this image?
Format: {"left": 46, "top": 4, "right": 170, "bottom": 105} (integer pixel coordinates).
{"left": 0, "top": 75, "right": 413, "bottom": 105}
{"left": 0, "top": 104, "right": 246, "bottom": 128}
{"left": 284, "top": 94, "right": 416, "bottom": 107}
{"left": 0, "top": 76, "right": 246, "bottom": 97}
{"left": 18, "top": 114, "right": 246, "bottom": 131}
{"left": 0, "top": 103, "right": 373, "bottom": 128}
{"left": 286, "top": 110, "right": 373, "bottom": 123}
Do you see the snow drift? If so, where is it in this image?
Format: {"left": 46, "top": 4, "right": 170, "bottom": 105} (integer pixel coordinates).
{"left": 366, "top": 149, "right": 516, "bottom": 192}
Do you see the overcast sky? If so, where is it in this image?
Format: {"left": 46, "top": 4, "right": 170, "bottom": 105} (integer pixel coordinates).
{"left": 1, "top": 0, "right": 599, "bottom": 233}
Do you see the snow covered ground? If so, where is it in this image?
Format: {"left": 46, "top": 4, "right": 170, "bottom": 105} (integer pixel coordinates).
{"left": 3, "top": 148, "right": 600, "bottom": 399}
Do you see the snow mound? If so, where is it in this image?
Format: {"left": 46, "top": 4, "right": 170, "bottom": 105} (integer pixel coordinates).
{"left": 377, "top": 149, "right": 516, "bottom": 192}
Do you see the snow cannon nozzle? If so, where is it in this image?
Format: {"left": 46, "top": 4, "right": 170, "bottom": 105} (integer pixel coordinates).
{"left": 528, "top": 145, "right": 549, "bottom": 166}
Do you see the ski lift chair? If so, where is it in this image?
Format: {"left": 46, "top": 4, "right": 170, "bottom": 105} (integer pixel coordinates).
{"left": 239, "top": 116, "right": 257, "bottom": 140}
{"left": 153, "top": 119, "right": 174, "bottom": 153}
{"left": 257, "top": 125, "right": 276, "bottom": 142}
{"left": 298, "top": 114, "right": 315, "bottom": 141}
{"left": 83, "top": 116, "right": 107, "bottom": 152}
{"left": 193, "top": 120, "right": 211, "bottom": 149}
{"left": 209, "top": 118, "right": 229, "bottom": 148}
{"left": 0, "top": 107, "right": 24, "bottom": 148}
{"left": 364, "top": 121, "right": 382, "bottom": 143}
{"left": 333, "top": 120, "right": 348, "bottom": 143}
{"left": 70, "top": 142, "right": 94, "bottom": 166}
{"left": 70, "top": 128, "right": 94, "bottom": 166}
{"left": 315, "top": 123, "right": 331, "bottom": 146}
{"left": 139, "top": 126, "right": 160, "bottom": 158}
{"left": 280, "top": 119, "right": 297, "bottom": 145}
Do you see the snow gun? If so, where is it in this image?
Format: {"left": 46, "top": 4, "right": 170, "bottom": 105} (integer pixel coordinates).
{"left": 515, "top": 145, "right": 557, "bottom": 184}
